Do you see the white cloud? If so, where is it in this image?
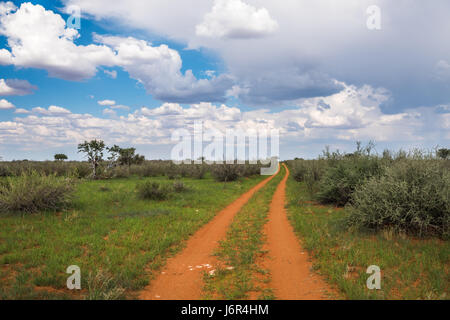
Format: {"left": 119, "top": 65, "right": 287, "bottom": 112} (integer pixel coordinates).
{"left": 110, "top": 105, "right": 130, "bottom": 110}
{"left": 98, "top": 100, "right": 116, "bottom": 106}
{"left": 32, "top": 106, "right": 71, "bottom": 115}
{"left": 0, "top": 3, "right": 116, "bottom": 80}
{"left": 97, "top": 99, "right": 129, "bottom": 110}
{"left": 14, "top": 108, "right": 29, "bottom": 114}
{"left": 0, "top": 3, "right": 233, "bottom": 103}
{"left": 0, "top": 98, "right": 14, "bottom": 109}
{"left": 0, "top": 1, "right": 15, "bottom": 16}
{"left": 64, "top": 0, "right": 450, "bottom": 107}
{"left": 102, "top": 108, "right": 117, "bottom": 118}
{"left": 196, "top": 0, "right": 278, "bottom": 39}
{"left": 0, "top": 78, "right": 36, "bottom": 96}
{"left": 95, "top": 34, "right": 233, "bottom": 103}
{"left": 104, "top": 69, "right": 117, "bottom": 79}
{"left": 1, "top": 84, "right": 446, "bottom": 157}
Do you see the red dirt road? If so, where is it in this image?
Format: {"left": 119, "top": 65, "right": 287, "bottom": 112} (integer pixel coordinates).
{"left": 139, "top": 168, "right": 279, "bottom": 300}
{"left": 261, "top": 164, "right": 335, "bottom": 299}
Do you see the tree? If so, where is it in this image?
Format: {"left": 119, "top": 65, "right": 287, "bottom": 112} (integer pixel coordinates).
{"left": 77, "top": 140, "right": 105, "bottom": 178}
{"left": 117, "top": 147, "right": 145, "bottom": 168}
{"left": 118, "top": 147, "right": 136, "bottom": 168}
{"left": 437, "top": 148, "right": 450, "bottom": 159}
{"left": 106, "top": 145, "right": 121, "bottom": 168}
{"left": 54, "top": 153, "right": 68, "bottom": 161}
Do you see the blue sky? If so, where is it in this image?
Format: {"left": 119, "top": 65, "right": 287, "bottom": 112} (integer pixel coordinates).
{"left": 0, "top": 1, "right": 448, "bottom": 160}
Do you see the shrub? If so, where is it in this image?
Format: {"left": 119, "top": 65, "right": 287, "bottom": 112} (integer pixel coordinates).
{"left": 211, "top": 164, "right": 241, "bottom": 182}
{"left": 0, "top": 171, "right": 75, "bottom": 214}
{"left": 191, "top": 164, "right": 207, "bottom": 179}
{"left": 288, "top": 159, "right": 326, "bottom": 195}
{"left": 136, "top": 181, "right": 171, "bottom": 200}
{"left": 111, "top": 166, "right": 130, "bottom": 178}
{"left": 346, "top": 160, "right": 450, "bottom": 238}
{"left": 173, "top": 181, "right": 187, "bottom": 192}
{"left": 316, "top": 157, "right": 383, "bottom": 206}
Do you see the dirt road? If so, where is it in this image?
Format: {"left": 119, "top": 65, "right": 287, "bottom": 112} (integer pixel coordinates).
{"left": 261, "top": 163, "right": 335, "bottom": 299}
{"left": 139, "top": 168, "right": 279, "bottom": 300}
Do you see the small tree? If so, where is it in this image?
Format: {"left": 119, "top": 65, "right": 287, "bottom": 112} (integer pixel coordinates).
{"left": 118, "top": 148, "right": 136, "bottom": 168}
{"left": 77, "top": 140, "right": 105, "bottom": 179}
{"left": 437, "top": 148, "right": 450, "bottom": 160}
{"left": 106, "top": 145, "right": 121, "bottom": 168}
{"left": 54, "top": 153, "right": 68, "bottom": 161}
{"left": 117, "top": 147, "right": 145, "bottom": 168}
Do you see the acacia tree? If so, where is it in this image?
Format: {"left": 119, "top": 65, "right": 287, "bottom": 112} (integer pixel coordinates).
{"left": 77, "top": 140, "right": 105, "bottom": 179}
{"left": 54, "top": 153, "right": 68, "bottom": 161}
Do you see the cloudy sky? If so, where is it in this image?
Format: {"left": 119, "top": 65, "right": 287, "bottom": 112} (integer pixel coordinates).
{"left": 0, "top": 0, "right": 449, "bottom": 160}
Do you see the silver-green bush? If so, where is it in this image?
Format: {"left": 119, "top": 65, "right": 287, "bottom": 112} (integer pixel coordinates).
{"left": 0, "top": 171, "right": 75, "bottom": 213}
{"left": 347, "top": 160, "right": 449, "bottom": 238}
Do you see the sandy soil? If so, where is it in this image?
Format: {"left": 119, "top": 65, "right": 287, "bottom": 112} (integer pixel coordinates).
{"left": 260, "top": 163, "right": 336, "bottom": 299}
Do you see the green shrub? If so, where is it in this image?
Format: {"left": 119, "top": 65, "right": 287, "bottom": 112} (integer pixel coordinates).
{"left": 136, "top": 181, "right": 171, "bottom": 200}
{"left": 191, "top": 164, "right": 207, "bottom": 179}
{"left": 112, "top": 166, "right": 130, "bottom": 178}
{"left": 316, "top": 157, "right": 383, "bottom": 206}
{"left": 172, "top": 181, "right": 187, "bottom": 193}
{"left": 288, "top": 159, "right": 327, "bottom": 195}
{"left": 211, "top": 164, "right": 241, "bottom": 182}
{"left": 0, "top": 171, "right": 75, "bottom": 213}
{"left": 347, "top": 160, "right": 450, "bottom": 238}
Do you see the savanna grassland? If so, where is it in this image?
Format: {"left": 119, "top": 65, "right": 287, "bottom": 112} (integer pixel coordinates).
{"left": 0, "top": 161, "right": 265, "bottom": 299}
{"left": 285, "top": 145, "right": 449, "bottom": 299}
{"left": 0, "top": 143, "right": 448, "bottom": 300}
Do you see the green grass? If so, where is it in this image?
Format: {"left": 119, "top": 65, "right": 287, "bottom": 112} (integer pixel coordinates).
{"left": 285, "top": 173, "right": 450, "bottom": 300}
{"left": 203, "top": 166, "right": 284, "bottom": 300}
{"left": 0, "top": 174, "right": 266, "bottom": 299}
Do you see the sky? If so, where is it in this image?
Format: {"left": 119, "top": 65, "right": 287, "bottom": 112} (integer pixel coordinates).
{"left": 0, "top": 0, "right": 448, "bottom": 161}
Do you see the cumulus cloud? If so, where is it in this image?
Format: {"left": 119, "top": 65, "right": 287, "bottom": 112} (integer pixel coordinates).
{"left": 0, "top": 3, "right": 232, "bottom": 103}
{"left": 196, "top": 0, "right": 278, "bottom": 39}
{"left": 0, "top": 3, "right": 116, "bottom": 80}
{"left": 64, "top": 0, "right": 450, "bottom": 107}
{"left": 95, "top": 34, "right": 234, "bottom": 103}
{"left": 0, "top": 84, "right": 446, "bottom": 158}
{"left": 0, "top": 78, "right": 36, "bottom": 96}
{"left": 0, "top": 98, "right": 14, "bottom": 109}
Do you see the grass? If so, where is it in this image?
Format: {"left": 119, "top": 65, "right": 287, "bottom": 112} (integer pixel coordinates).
{"left": 0, "top": 174, "right": 266, "bottom": 299}
{"left": 285, "top": 173, "right": 450, "bottom": 300}
{"left": 202, "top": 166, "right": 284, "bottom": 300}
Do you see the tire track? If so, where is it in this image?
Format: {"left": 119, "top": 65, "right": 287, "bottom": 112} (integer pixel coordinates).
{"left": 139, "top": 168, "right": 280, "bottom": 300}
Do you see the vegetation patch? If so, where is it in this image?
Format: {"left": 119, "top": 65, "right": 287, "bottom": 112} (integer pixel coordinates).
{"left": 0, "top": 175, "right": 265, "bottom": 299}
{"left": 285, "top": 170, "right": 449, "bottom": 300}
{"left": 347, "top": 159, "right": 449, "bottom": 238}
{"left": 0, "top": 171, "right": 75, "bottom": 214}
